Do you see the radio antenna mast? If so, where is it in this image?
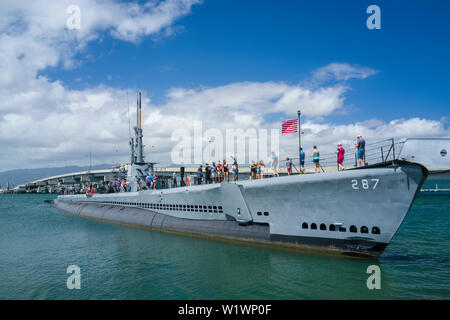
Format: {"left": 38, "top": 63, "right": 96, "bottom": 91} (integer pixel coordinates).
{"left": 127, "top": 88, "right": 131, "bottom": 140}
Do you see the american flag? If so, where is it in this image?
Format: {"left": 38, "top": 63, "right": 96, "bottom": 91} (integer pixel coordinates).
{"left": 281, "top": 119, "right": 298, "bottom": 134}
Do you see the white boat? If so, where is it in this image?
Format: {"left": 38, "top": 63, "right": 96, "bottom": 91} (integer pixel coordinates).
{"left": 397, "top": 137, "right": 450, "bottom": 180}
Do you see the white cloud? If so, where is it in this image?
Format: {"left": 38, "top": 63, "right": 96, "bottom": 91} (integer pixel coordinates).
{"left": 0, "top": 0, "right": 201, "bottom": 90}
{"left": 160, "top": 81, "right": 348, "bottom": 118}
{"left": 0, "top": 1, "right": 447, "bottom": 172}
{"left": 313, "top": 62, "right": 378, "bottom": 82}
{"left": 0, "top": 0, "right": 201, "bottom": 169}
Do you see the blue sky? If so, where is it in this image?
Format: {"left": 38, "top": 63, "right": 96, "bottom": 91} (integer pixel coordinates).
{"left": 0, "top": 0, "right": 449, "bottom": 170}
{"left": 44, "top": 0, "right": 450, "bottom": 122}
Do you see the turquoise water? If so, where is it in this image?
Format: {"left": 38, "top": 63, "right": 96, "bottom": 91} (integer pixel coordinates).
{"left": 0, "top": 186, "right": 449, "bottom": 300}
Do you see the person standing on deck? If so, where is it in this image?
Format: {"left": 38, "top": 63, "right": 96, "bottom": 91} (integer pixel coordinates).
{"left": 223, "top": 160, "right": 229, "bottom": 182}
{"left": 211, "top": 162, "right": 217, "bottom": 183}
{"left": 286, "top": 157, "right": 292, "bottom": 176}
{"left": 336, "top": 143, "right": 345, "bottom": 171}
{"left": 259, "top": 160, "right": 265, "bottom": 179}
{"left": 250, "top": 160, "right": 257, "bottom": 179}
{"left": 355, "top": 135, "right": 367, "bottom": 167}
{"left": 180, "top": 167, "right": 185, "bottom": 187}
{"left": 256, "top": 161, "right": 261, "bottom": 179}
{"left": 312, "top": 146, "right": 320, "bottom": 173}
{"left": 153, "top": 173, "right": 158, "bottom": 189}
{"left": 270, "top": 152, "right": 279, "bottom": 177}
{"left": 299, "top": 148, "right": 305, "bottom": 174}
{"left": 231, "top": 161, "right": 238, "bottom": 181}
{"left": 172, "top": 172, "right": 177, "bottom": 187}
{"left": 197, "top": 165, "right": 203, "bottom": 185}
{"left": 146, "top": 173, "right": 153, "bottom": 189}
{"left": 217, "top": 161, "right": 223, "bottom": 183}
{"left": 231, "top": 163, "right": 235, "bottom": 181}
{"left": 205, "top": 163, "right": 211, "bottom": 184}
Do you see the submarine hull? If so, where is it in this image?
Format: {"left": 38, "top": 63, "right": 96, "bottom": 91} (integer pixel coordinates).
{"left": 52, "top": 161, "right": 427, "bottom": 258}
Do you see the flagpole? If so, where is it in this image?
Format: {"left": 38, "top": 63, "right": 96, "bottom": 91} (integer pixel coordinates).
{"left": 297, "top": 110, "right": 301, "bottom": 171}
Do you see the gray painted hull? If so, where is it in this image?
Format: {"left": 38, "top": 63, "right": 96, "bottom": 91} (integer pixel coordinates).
{"left": 52, "top": 161, "right": 427, "bottom": 258}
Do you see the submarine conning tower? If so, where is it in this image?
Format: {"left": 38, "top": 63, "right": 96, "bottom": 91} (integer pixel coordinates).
{"left": 127, "top": 91, "right": 154, "bottom": 191}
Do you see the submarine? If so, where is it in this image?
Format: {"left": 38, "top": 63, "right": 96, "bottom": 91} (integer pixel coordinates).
{"left": 52, "top": 92, "right": 428, "bottom": 258}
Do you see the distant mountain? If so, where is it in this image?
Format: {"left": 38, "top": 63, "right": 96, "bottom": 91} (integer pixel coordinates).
{"left": 0, "top": 164, "right": 112, "bottom": 188}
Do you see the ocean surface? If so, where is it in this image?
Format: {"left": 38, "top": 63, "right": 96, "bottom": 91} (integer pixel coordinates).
{"left": 0, "top": 180, "right": 449, "bottom": 300}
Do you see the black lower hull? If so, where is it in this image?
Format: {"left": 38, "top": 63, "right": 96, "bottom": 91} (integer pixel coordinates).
{"left": 270, "top": 234, "right": 387, "bottom": 258}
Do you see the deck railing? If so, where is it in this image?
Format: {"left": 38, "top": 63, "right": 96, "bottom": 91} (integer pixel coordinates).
{"left": 285, "top": 138, "right": 405, "bottom": 172}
